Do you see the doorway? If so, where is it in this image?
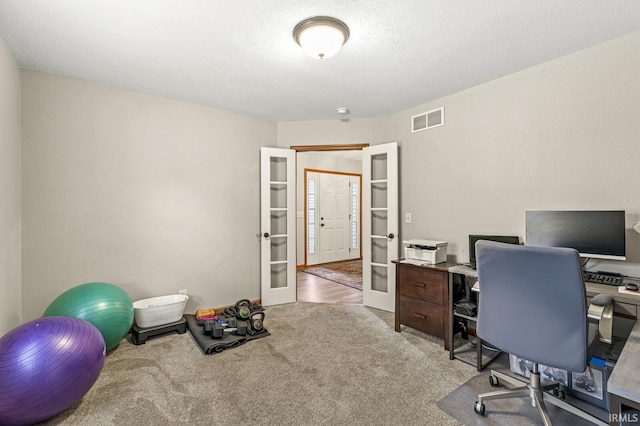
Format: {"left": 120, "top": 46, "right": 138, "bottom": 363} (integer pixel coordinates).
{"left": 305, "top": 170, "right": 360, "bottom": 266}
{"left": 294, "top": 145, "right": 366, "bottom": 304}
{"left": 260, "top": 143, "right": 399, "bottom": 310}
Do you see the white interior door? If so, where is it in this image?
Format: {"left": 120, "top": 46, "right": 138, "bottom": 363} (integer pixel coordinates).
{"left": 362, "top": 142, "right": 398, "bottom": 312}
{"left": 260, "top": 147, "right": 296, "bottom": 306}
{"left": 318, "top": 173, "right": 349, "bottom": 264}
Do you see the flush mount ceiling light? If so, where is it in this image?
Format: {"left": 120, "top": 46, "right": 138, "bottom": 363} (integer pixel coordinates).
{"left": 293, "top": 16, "right": 350, "bottom": 60}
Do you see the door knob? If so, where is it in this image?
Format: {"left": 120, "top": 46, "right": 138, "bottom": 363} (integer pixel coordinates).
{"left": 388, "top": 233, "right": 395, "bottom": 240}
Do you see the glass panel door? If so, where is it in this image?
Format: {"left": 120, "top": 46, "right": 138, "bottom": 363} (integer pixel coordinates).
{"left": 260, "top": 148, "right": 296, "bottom": 305}
{"left": 362, "top": 142, "right": 398, "bottom": 312}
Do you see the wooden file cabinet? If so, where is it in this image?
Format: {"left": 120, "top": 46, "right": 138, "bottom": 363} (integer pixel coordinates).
{"left": 394, "top": 261, "right": 453, "bottom": 350}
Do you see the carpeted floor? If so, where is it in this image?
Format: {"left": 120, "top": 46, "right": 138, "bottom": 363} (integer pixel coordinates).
{"left": 437, "top": 353, "right": 609, "bottom": 425}
{"left": 301, "top": 259, "right": 362, "bottom": 290}
{"left": 40, "top": 302, "right": 476, "bottom": 425}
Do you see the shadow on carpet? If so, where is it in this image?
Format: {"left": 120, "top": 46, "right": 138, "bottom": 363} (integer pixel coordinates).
{"left": 302, "top": 259, "right": 362, "bottom": 290}
{"left": 437, "top": 353, "right": 608, "bottom": 425}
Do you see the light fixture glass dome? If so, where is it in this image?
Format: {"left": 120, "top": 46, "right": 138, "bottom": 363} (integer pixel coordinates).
{"left": 293, "top": 16, "right": 350, "bottom": 60}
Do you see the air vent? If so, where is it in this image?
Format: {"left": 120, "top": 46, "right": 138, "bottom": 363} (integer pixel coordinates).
{"left": 411, "top": 107, "right": 444, "bottom": 133}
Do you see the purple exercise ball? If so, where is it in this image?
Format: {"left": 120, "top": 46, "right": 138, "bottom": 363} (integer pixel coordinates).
{"left": 0, "top": 316, "right": 106, "bottom": 426}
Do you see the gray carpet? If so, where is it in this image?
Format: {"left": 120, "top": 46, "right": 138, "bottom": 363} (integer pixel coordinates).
{"left": 437, "top": 353, "right": 609, "bottom": 425}
{"left": 41, "top": 302, "right": 477, "bottom": 425}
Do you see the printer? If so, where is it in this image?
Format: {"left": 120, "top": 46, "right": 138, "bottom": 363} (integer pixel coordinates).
{"left": 403, "top": 239, "right": 448, "bottom": 265}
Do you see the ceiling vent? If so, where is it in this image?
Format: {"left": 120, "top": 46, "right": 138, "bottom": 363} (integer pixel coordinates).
{"left": 411, "top": 107, "right": 444, "bottom": 133}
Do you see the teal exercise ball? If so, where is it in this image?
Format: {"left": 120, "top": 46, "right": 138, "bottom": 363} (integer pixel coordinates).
{"left": 43, "top": 282, "right": 134, "bottom": 351}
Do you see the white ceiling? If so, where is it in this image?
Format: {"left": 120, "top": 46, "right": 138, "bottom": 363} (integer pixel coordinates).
{"left": 1, "top": 1, "right": 640, "bottom": 122}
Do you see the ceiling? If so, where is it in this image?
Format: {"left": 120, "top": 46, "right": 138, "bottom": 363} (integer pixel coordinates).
{"left": 1, "top": 1, "right": 640, "bottom": 122}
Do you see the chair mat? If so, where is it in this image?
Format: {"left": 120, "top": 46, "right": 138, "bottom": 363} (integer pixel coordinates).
{"left": 437, "top": 353, "right": 608, "bottom": 425}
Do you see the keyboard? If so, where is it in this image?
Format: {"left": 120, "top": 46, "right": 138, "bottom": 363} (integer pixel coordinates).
{"left": 583, "top": 271, "right": 624, "bottom": 286}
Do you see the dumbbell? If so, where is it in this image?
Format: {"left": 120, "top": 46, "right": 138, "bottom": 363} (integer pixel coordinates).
{"left": 222, "top": 319, "right": 247, "bottom": 336}
{"left": 210, "top": 320, "right": 248, "bottom": 338}
{"left": 203, "top": 320, "right": 214, "bottom": 335}
{"left": 211, "top": 323, "right": 225, "bottom": 339}
{"left": 235, "top": 321, "right": 247, "bottom": 336}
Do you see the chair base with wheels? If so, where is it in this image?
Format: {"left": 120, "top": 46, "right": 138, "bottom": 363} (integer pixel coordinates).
{"left": 473, "top": 363, "right": 608, "bottom": 426}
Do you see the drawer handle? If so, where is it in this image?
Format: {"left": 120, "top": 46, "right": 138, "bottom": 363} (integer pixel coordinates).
{"left": 413, "top": 313, "right": 427, "bottom": 319}
{"left": 412, "top": 282, "right": 426, "bottom": 288}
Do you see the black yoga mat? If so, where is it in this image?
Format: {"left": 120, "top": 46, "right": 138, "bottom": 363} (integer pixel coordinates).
{"left": 184, "top": 314, "right": 269, "bottom": 355}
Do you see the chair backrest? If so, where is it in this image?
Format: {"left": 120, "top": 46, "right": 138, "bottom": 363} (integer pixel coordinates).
{"left": 476, "top": 240, "right": 588, "bottom": 372}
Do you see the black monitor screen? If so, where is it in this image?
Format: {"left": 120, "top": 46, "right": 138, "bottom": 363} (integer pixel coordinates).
{"left": 469, "top": 235, "right": 520, "bottom": 269}
{"left": 525, "top": 210, "right": 626, "bottom": 260}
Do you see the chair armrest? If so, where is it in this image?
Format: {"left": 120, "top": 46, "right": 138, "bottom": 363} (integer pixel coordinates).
{"left": 587, "top": 294, "right": 614, "bottom": 344}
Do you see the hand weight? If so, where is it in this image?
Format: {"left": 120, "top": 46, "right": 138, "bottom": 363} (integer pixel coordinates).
{"left": 211, "top": 323, "right": 225, "bottom": 339}
{"left": 234, "top": 299, "right": 252, "bottom": 320}
{"left": 235, "top": 321, "right": 247, "bottom": 336}
{"left": 248, "top": 311, "right": 265, "bottom": 334}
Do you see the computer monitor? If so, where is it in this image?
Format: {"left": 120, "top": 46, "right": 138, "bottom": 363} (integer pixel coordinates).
{"left": 525, "top": 210, "right": 626, "bottom": 260}
{"left": 469, "top": 235, "right": 520, "bottom": 269}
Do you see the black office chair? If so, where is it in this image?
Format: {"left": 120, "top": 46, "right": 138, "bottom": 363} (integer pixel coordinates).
{"left": 473, "top": 240, "right": 612, "bottom": 426}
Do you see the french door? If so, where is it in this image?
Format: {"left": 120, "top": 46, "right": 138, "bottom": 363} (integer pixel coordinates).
{"left": 260, "top": 143, "right": 398, "bottom": 310}
{"left": 259, "top": 148, "right": 296, "bottom": 306}
{"left": 362, "top": 142, "right": 399, "bottom": 312}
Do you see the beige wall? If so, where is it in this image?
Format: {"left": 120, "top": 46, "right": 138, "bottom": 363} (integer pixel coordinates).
{"left": 280, "top": 30, "right": 640, "bottom": 276}
{"left": 0, "top": 38, "right": 22, "bottom": 334}
{"left": 13, "top": 29, "right": 640, "bottom": 322}
{"left": 21, "top": 71, "right": 277, "bottom": 320}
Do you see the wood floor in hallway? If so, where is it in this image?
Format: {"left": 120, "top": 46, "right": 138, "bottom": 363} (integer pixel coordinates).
{"left": 297, "top": 270, "right": 362, "bottom": 304}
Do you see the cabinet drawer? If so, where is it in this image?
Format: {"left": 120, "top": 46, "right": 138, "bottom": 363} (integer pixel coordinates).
{"left": 398, "top": 295, "right": 444, "bottom": 338}
{"left": 397, "top": 266, "right": 444, "bottom": 305}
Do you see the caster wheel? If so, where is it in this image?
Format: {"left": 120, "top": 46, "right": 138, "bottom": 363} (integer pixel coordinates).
{"left": 474, "top": 401, "right": 486, "bottom": 415}
{"left": 489, "top": 375, "right": 500, "bottom": 387}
